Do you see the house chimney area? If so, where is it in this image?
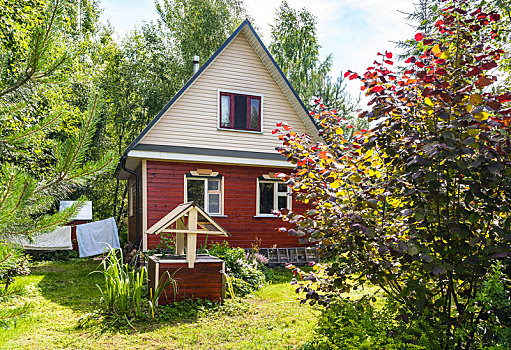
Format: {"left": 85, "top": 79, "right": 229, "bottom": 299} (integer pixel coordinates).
{"left": 193, "top": 55, "right": 200, "bottom": 74}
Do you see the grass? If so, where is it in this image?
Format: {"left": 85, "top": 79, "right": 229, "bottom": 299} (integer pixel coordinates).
{"left": 0, "top": 260, "right": 318, "bottom": 349}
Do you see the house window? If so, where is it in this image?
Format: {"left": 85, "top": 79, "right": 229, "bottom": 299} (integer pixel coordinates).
{"left": 257, "top": 180, "right": 291, "bottom": 216}
{"left": 219, "top": 92, "right": 261, "bottom": 131}
{"left": 186, "top": 177, "right": 222, "bottom": 215}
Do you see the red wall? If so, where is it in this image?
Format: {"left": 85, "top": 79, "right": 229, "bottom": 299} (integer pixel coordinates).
{"left": 146, "top": 160, "right": 306, "bottom": 249}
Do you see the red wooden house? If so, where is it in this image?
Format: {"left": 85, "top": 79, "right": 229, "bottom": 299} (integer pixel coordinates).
{"left": 115, "top": 20, "right": 319, "bottom": 253}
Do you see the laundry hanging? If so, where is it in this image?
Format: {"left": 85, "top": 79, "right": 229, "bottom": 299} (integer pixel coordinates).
{"left": 76, "top": 217, "right": 120, "bottom": 258}
{"left": 8, "top": 226, "right": 73, "bottom": 250}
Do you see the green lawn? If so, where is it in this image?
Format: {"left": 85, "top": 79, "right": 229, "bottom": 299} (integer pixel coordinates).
{"left": 0, "top": 259, "right": 318, "bottom": 349}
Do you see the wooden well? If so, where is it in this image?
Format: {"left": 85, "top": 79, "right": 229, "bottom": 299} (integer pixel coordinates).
{"left": 148, "top": 254, "right": 225, "bottom": 304}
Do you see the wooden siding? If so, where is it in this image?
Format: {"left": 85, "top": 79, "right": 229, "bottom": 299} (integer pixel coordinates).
{"left": 145, "top": 160, "right": 308, "bottom": 250}
{"left": 148, "top": 256, "right": 224, "bottom": 303}
{"left": 140, "top": 32, "right": 311, "bottom": 153}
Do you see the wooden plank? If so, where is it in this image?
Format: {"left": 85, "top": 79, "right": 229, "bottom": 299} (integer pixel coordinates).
{"left": 186, "top": 209, "right": 198, "bottom": 268}
{"left": 176, "top": 217, "right": 185, "bottom": 255}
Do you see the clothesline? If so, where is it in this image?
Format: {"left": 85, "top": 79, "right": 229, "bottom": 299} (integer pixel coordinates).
{"left": 7, "top": 217, "right": 120, "bottom": 257}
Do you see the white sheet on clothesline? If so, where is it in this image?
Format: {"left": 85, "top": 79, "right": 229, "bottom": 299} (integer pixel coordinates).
{"left": 76, "top": 217, "right": 120, "bottom": 257}
{"left": 8, "top": 226, "right": 73, "bottom": 250}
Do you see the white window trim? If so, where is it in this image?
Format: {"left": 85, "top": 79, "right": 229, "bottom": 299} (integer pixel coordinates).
{"left": 128, "top": 182, "right": 135, "bottom": 217}
{"left": 184, "top": 175, "right": 224, "bottom": 216}
{"left": 255, "top": 179, "right": 292, "bottom": 217}
{"left": 217, "top": 89, "right": 264, "bottom": 134}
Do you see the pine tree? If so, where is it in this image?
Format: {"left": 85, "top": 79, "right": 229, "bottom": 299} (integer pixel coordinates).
{"left": 0, "top": 0, "right": 114, "bottom": 239}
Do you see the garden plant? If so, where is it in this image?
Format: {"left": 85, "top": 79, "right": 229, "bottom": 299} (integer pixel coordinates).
{"left": 276, "top": 1, "right": 511, "bottom": 348}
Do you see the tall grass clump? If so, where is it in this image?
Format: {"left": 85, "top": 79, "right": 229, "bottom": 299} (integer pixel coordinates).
{"left": 95, "top": 248, "right": 146, "bottom": 320}
{"left": 89, "top": 248, "right": 175, "bottom": 327}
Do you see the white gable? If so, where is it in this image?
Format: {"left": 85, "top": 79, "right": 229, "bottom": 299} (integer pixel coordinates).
{"left": 139, "top": 31, "right": 315, "bottom": 154}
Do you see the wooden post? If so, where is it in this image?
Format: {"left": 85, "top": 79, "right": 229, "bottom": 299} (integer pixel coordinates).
{"left": 176, "top": 218, "right": 185, "bottom": 255}
{"left": 186, "top": 209, "right": 198, "bottom": 268}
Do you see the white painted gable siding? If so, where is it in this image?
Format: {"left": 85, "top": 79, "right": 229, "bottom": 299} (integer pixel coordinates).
{"left": 139, "top": 32, "right": 311, "bottom": 153}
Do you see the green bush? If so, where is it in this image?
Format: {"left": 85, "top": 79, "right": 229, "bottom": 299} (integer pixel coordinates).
{"left": 0, "top": 242, "right": 30, "bottom": 291}
{"left": 453, "top": 262, "right": 511, "bottom": 349}
{"left": 303, "top": 296, "right": 442, "bottom": 350}
{"left": 207, "top": 242, "right": 266, "bottom": 297}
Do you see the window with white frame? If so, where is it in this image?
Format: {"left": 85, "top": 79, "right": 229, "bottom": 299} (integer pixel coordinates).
{"left": 257, "top": 180, "right": 291, "bottom": 216}
{"left": 186, "top": 177, "right": 222, "bottom": 215}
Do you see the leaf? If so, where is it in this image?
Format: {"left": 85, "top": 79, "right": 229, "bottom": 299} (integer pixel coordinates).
{"left": 335, "top": 128, "right": 344, "bottom": 135}
{"left": 432, "top": 265, "right": 445, "bottom": 276}
{"left": 487, "top": 100, "right": 501, "bottom": 110}
{"left": 475, "top": 76, "right": 492, "bottom": 88}
{"left": 468, "top": 212, "right": 479, "bottom": 224}
{"left": 370, "top": 86, "right": 384, "bottom": 93}
{"left": 415, "top": 33, "right": 425, "bottom": 41}
{"left": 469, "top": 93, "right": 483, "bottom": 105}
{"left": 408, "top": 246, "right": 419, "bottom": 256}
{"left": 424, "top": 97, "right": 434, "bottom": 106}
{"left": 468, "top": 236, "right": 479, "bottom": 247}
{"left": 488, "top": 162, "right": 504, "bottom": 174}
{"left": 474, "top": 111, "right": 489, "bottom": 121}
{"left": 467, "top": 67, "right": 481, "bottom": 76}
{"left": 482, "top": 60, "right": 497, "bottom": 70}
{"left": 350, "top": 174, "right": 362, "bottom": 183}
{"left": 489, "top": 13, "right": 501, "bottom": 21}
{"left": 330, "top": 180, "right": 340, "bottom": 189}
{"left": 432, "top": 44, "right": 441, "bottom": 55}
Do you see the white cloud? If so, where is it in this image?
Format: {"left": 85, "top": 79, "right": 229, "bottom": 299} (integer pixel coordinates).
{"left": 244, "top": 0, "right": 417, "bottom": 105}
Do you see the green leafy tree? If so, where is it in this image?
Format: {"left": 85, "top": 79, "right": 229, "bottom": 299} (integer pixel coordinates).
{"left": 85, "top": 22, "right": 182, "bottom": 222}
{"left": 269, "top": 0, "right": 360, "bottom": 133}
{"left": 155, "top": 0, "right": 247, "bottom": 77}
{"left": 276, "top": 2, "right": 511, "bottom": 348}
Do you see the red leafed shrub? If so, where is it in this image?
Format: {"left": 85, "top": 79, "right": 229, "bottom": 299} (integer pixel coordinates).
{"left": 274, "top": 1, "right": 511, "bottom": 348}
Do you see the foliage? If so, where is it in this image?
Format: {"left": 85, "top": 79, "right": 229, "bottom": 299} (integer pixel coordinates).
{"left": 152, "top": 232, "right": 175, "bottom": 254}
{"left": 0, "top": 0, "right": 114, "bottom": 240}
{"left": 302, "top": 296, "right": 444, "bottom": 350}
{"left": 93, "top": 248, "right": 146, "bottom": 321}
{"left": 401, "top": 0, "right": 511, "bottom": 80}
{"left": 155, "top": 0, "right": 246, "bottom": 77}
{"left": 275, "top": 2, "right": 511, "bottom": 348}
{"left": 207, "top": 242, "right": 266, "bottom": 297}
{"left": 457, "top": 262, "right": 511, "bottom": 348}
{"left": 269, "top": 1, "right": 360, "bottom": 120}
{"left": 0, "top": 243, "right": 30, "bottom": 291}
{"left": 91, "top": 248, "right": 175, "bottom": 326}
{"left": 156, "top": 298, "right": 249, "bottom": 323}
{"left": 0, "top": 243, "right": 30, "bottom": 328}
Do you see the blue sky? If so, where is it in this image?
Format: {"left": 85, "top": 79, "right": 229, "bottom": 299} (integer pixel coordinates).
{"left": 100, "top": 0, "right": 417, "bottom": 104}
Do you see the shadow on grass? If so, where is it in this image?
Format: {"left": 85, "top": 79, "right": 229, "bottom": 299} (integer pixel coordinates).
{"left": 34, "top": 259, "right": 104, "bottom": 313}
{"left": 32, "top": 259, "right": 291, "bottom": 334}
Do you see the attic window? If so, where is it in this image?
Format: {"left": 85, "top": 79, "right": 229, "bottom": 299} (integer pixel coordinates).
{"left": 220, "top": 92, "right": 261, "bottom": 132}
